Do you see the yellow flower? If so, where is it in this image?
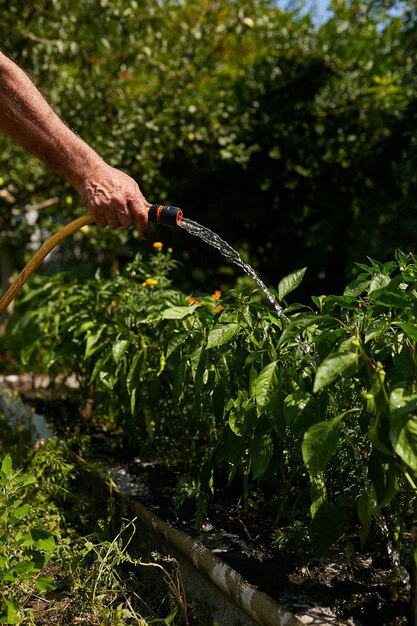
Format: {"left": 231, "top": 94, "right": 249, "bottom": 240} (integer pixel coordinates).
{"left": 167, "top": 247, "right": 173, "bottom": 254}
{"left": 153, "top": 241, "right": 163, "bottom": 250}
{"left": 144, "top": 278, "right": 158, "bottom": 287}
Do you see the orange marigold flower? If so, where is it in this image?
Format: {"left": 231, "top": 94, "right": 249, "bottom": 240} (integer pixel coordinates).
{"left": 213, "top": 304, "right": 225, "bottom": 313}
{"left": 212, "top": 290, "right": 222, "bottom": 301}
{"left": 188, "top": 296, "right": 200, "bottom": 306}
{"left": 153, "top": 241, "right": 163, "bottom": 250}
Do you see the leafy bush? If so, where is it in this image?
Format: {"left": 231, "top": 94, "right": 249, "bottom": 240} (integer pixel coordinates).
{"left": 0, "top": 454, "right": 56, "bottom": 624}
{"left": 0, "top": 438, "right": 192, "bottom": 625}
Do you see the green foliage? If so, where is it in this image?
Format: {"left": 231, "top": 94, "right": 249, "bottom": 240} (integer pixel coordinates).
{"left": 0, "top": 435, "right": 191, "bottom": 625}
{"left": 0, "top": 455, "right": 56, "bottom": 624}
{"left": 61, "top": 520, "right": 189, "bottom": 625}
{"left": 1, "top": 0, "right": 417, "bottom": 297}
{"left": 7, "top": 246, "right": 417, "bottom": 565}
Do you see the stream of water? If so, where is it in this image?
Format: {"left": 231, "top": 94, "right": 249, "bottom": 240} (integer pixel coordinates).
{"left": 179, "top": 218, "right": 286, "bottom": 318}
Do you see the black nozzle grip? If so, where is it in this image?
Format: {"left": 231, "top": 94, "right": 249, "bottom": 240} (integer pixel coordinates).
{"left": 148, "top": 204, "right": 183, "bottom": 227}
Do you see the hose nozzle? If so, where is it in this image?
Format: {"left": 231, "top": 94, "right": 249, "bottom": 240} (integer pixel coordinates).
{"left": 148, "top": 204, "right": 183, "bottom": 227}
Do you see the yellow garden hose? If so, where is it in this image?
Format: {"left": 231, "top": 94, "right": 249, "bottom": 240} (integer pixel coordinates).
{"left": 0, "top": 214, "right": 94, "bottom": 316}
{"left": 0, "top": 204, "right": 183, "bottom": 316}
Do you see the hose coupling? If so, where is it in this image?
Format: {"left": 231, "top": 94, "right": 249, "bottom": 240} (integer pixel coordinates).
{"left": 148, "top": 204, "right": 183, "bottom": 227}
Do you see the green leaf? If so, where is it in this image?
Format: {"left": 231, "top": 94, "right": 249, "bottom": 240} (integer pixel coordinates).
{"left": 368, "top": 273, "right": 390, "bottom": 294}
{"left": 130, "top": 387, "right": 137, "bottom": 415}
{"left": 221, "top": 425, "right": 245, "bottom": 465}
{"left": 251, "top": 431, "right": 274, "bottom": 480}
{"left": 162, "top": 306, "right": 195, "bottom": 320}
{"left": 389, "top": 387, "right": 417, "bottom": 419}
{"left": 173, "top": 358, "right": 187, "bottom": 406}
{"left": 393, "top": 322, "right": 417, "bottom": 342}
{"left": 364, "top": 319, "right": 391, "bottom": 343}
{"left": 35, "top": 575, "right": 56, "bottom": 593}
{"left": 99, "top": 370, "right": 117, "bottom": 390}
{"left": 283, "top": 391, "right": 312, "bottom": 428}
{"left": 390, "top": 414, "right": 417, "bottom": 472}
{"left": 112, "top": 339, "right": 129, "bottom": 364}
{"left": 313, "top": 351, "right": 359, "bottom": 392}
{"left": 344, "top": 277, "right": 371, "bottom": 297}
{"left": 11, "top": 504, "right": 29, "bottom": 522}
{"left": 88, "top": 348, "right": 111, "bottom": 384}
{"left": 30, "top": 528, "right": 55, "bottom": 553}
{"left": 166, "top": 332, "right": 189, "bottom": 359}
{"left": 277, "top": 313, "right": 320, "bottom": 348}
{"left": 375, "top": 292, "right": 408, "bottom": 307}
{"left": 368, "top": 450, "right": 399, "bottom": 509}
{"left": 206, "top": 323, "right": 240, "bottom": 349}
{"left": 278, "top": 267, "right": 307, "bottom": 302}
{"left": 302, "top": 417, "right": 341, "bottom": 474}
{"left": 254, "top": 361, "right": 280, "bottom": 413}
{"left": 85, "top": 328, "right": 105, "bottom": 358}
{"left": 310, "top": 502, "right": 345, "bottom": 557}
{"left": 1, "top": 456, "right": 12, "bottom": 479}
{"left": 357, "top": 491, "right": 377, "bottom": 547}
{"left": 0, "top": 598, "right": 20, "bottom": 624}
{"left": 126, "top": 351, "right": 144, "bottom": 394}
{"left": 9, "top": 560, "right": 38, "bottom": 577}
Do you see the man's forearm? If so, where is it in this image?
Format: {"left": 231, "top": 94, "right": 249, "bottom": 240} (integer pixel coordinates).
{"left": 0, "top": 51, "right": 102, "bottom": 190}
{"left": 0, "top": 51, "right": 150, "bottom": 235}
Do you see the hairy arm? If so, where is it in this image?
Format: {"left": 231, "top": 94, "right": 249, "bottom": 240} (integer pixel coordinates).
{"left": 0, "top": 51, "right": 149, "bottom": 235}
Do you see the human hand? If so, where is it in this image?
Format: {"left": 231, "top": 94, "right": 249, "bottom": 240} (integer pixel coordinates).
{"left": 78, "top": 163, "right": 150, "bottom": 238}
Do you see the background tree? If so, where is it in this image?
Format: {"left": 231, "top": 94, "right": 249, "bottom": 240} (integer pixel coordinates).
{"left": 0, "top": 0, "right": 416, "bottom": 300}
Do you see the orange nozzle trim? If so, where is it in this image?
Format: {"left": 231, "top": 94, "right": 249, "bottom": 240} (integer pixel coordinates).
{"left": 156, "top": 204, "right": 164, "bottom": 223}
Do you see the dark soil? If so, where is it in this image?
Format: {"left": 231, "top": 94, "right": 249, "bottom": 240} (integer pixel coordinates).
{"left": 84, "top": 432, "right": 412, "bottom": 626}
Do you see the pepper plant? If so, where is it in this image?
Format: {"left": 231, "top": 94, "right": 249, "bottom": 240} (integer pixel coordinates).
{"left": 5, "top": 246, "right": 417, "bottom": 567}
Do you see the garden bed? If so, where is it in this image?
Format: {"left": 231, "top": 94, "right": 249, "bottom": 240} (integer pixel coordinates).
{"left": 1, "top": 375, "right": 412, "bottom": 626}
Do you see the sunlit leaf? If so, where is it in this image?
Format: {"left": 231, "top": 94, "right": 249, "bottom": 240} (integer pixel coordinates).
{"left": 302, "top": 417, "right": 341, "bottom": 473}
{"left": 390, "top": 414, "right": 417, "bottom": 472}
{"left": 313, "top": 351, "right": 359, "bottom": 392}
{"left": 254, "top": 361, "right": 280, "bottom": 413}
{"left": 35, "top": 575, "right": 56, "bottom": 593}
{"left": 112, "top": 339, "right": 129, "bottom": 364}
{"left": 278, "top": 267, "right": 307, "bottom": 302}
{"left": 162, "top": 306, "right": 196, "bottom": 320}
{"left": 1, "top": 455, "right": 12, "bottom": 479}
{"left": 393, "top": 322, "right": 417, "bottom": 342}
{"left": 207, "top": 323, "right": 240, "bottom": 349}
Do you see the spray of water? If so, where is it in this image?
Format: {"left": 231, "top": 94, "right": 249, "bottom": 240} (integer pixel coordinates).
{"left": 179, "top": 218, "right": 286, "bottom": 318}
{"left": 377, "top": 516, "right": 410, "bottom": 586}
